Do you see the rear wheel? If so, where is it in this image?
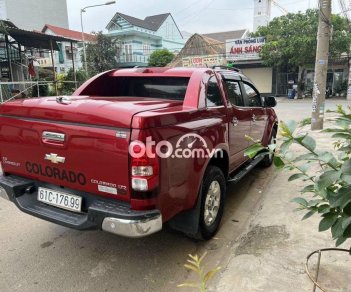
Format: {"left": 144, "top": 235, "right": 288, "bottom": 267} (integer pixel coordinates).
{"left": 198, "top": 165, "right": 226, "bottom": 239}
{"left": 259, "top": 129, "right": 277, "bottom": 168}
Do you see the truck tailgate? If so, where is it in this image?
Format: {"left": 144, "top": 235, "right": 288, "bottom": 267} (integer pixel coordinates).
{"left": 0, "top": 115, "right": 131, "bottom": 201}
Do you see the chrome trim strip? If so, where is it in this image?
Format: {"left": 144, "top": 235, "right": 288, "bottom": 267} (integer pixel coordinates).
{"left": 102, "top": 215, "right": 162, "bottom": 238}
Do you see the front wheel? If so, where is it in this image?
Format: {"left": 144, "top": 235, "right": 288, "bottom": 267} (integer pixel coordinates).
{"left": 198, "top": 165, "right": 226, "bottom": 239}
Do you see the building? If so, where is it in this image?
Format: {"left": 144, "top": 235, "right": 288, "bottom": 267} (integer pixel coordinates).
{"left": 168, "top": 30, "right": 248, "bottom": 71}
{"left": 106, "top": 12, "right": 185, "bottom": 67}
{"left": 0, "top": 0, "right": 68, "bottom": 31}
{"left": 41, "top": 24, "right": 95, "bottom": 74}
{"left": 253, "top": 0, "right": 272, "bottom": 32}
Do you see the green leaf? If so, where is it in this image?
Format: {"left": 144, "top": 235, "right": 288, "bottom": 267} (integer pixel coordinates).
{"left": 280, "top": 120, "right": 297, "bottom": 137}
{"left": 288, "top": 173, "right": 306, "bottom": 181}
{"left": 299, "top": 118, "right": 311, "bottom": 127}
{"left": 291, "top": 197, "right": 308, "bottom": 207}
{"left": 341, "top": 217, "right": 351, "bottom": 231}
{"left": 244, "top": 143, "right": 265, "bottom": 159}
{"left": 302, "top": 210, "right": 316, "bottom": 220}
{"left": 335, "top": 236, "right": 347, "bottom": 247}
{"left": 280, "top": 139, "right": 293, "bottom": 154}
{"left": 332, "top": 133, "right": 351, "bottom": 140}
{"left": 316, "top": 170, "right": 341, "bottom": 192}
{"left": 308, "top": 199, "right": 323, "bottom": 207}
{"left": 318, "top": 152, "right": 338, "bottom": 167}
{"left": 329, "top": 187, "right": 351, "bottom": 209}
{"left": 273, "top": 156, "right": 285, "bottom": 168}
{"left": 344, "top": 202, "right": 351, "bottom": 216}
{"left": 341, "top": 159, "right": 351, "bottom": 175}
{"left": 301, "top": 185, "right": 315, "bottom": 193}
{"left": 317, "top": 205, "right": 330, "bottom": 214}
{"left": 331, "top": 218, "right": 344, "bottom": 239}
{"left": 319, "top": 215, "right": 338, "bottom": 232}
{"left": 294, "top": 153, "right": 316, "bottom": 162}
{"left": 341, "top": 174, "right": 351, "bottom": 184}
{"left": 343, "top": 224, "right": 351, "bottom": 238}
{"left": 301, "top": 135, "right": 316, "bottom": 152}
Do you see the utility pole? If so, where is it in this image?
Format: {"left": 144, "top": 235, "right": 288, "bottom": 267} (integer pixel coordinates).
{"left": 311, "top": 0, "right": 332, "bottom": 130}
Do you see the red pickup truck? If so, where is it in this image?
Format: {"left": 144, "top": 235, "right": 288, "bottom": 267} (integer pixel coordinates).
{"left": 0, "top": 67, "right": 277, "bottom": 239}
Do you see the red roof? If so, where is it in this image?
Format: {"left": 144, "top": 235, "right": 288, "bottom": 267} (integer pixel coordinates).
{"left": 42, "top": 24, "right": 96, "bottom": 42}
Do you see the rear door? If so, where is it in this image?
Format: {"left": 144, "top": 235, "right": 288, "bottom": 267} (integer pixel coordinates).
{"left": 241, "top": 81, "right": 268, "bottom": 144}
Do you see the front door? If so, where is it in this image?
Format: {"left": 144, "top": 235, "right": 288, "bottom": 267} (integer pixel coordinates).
{"left": 223, "top": 79, "right": 252, "bottom": 170}
{"left": 242, "top": 82, "right": 268, "bottom": 143}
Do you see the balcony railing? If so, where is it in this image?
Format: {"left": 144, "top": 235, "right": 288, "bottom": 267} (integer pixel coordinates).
{"left": 118, "top": 54, "right": 149, "bottom": 64}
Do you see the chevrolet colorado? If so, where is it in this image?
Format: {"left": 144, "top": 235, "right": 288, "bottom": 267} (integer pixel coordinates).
{"left": 0, "top": 67, "right": 277, "bottom": 239}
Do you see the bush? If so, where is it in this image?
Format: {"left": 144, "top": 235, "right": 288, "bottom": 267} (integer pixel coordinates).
{"left": 148, "top": 49, "right": 174, "bottom": 67}
{"left": 245, "top": 106, "right": 351, "bottom": 248}
{"left": 58, "top": 69, "right": 88, "bottom": 96}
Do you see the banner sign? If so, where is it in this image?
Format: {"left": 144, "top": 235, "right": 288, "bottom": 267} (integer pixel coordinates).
{"left": 182, "top": 55, "right": 225, "bottom": 67}
{"left": 226, "top": 37, "right": 265, "bottom": 61}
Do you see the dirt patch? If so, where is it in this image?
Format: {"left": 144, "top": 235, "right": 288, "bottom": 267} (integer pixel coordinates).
{"left": 40, "top": 241, "right": 53, "bottom": 248}
{"left": 235, "top": 225, "right": 289, "bottom": 256}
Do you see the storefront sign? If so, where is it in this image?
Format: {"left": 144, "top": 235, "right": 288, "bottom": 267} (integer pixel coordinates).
{"left": 182, "top": 55, "right": 225, "bottom": 67}
{"left": 226, "top": 37, "right": 265, "bottom": 61}
{"left": 37, "top": 58, "right": 53, "bottom": 68}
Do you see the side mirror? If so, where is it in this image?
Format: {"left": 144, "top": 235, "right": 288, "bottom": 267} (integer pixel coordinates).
{"left": 264, "top": 96, "right": 277, "bottom": 108}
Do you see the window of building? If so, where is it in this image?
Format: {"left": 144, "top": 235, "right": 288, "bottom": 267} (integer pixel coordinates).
{"left": 206, "top": 76, "right": 223, "bottom": 107}
{"left": 224, "top": 80, "right": 244, "bottom": 107}
{"left": 143, "top": 44, "right": 151, "bottom": 56}
{"left": 124, "top": 44, "right": 133, "bottom": 62}
{"left": 243, "top": 82, "right": 262, "bottom": 107}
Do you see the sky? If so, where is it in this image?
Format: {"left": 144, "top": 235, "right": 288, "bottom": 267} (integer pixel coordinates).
{"left": 67, "top": 0, "right": 343, "bottom": 34}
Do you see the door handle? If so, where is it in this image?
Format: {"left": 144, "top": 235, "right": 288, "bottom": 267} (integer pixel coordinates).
{"left": 232, "top": 117, "right": 239, "bottom": 127}
{"left": 252, "top": 114, "right": 256, "bottom": 123}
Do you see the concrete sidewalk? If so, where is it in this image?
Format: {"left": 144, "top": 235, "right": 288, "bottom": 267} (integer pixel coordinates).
{"left": 214, "top": 113, "right": 351, "bottom": 291}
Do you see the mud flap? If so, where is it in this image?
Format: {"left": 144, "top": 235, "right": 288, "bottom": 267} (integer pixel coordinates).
{"left": 168, "top": 185, "right": 203, "bottom": 239}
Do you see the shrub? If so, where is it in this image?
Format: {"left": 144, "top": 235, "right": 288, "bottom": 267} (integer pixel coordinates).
{"left": 245, "top": 106, "right": 351, "bottom": 248}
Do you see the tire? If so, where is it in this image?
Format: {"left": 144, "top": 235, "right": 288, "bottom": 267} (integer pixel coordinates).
{"left": 259, "top": 129, "right": 277, "bottom": 168}
{"left": 198, "top": 165, "right": 226, "bottom": 240}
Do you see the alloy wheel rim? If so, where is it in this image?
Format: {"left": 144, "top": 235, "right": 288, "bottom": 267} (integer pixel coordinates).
{"left": 204, "top": 180, "right": 221, "bottom": 227}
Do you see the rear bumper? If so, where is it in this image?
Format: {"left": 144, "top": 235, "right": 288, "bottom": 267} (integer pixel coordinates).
{"left": 0, "top": 174, "right": 162, "bottom": 238}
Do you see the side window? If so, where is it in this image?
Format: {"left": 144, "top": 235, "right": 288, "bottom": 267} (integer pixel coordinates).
{"left": 206, "top": 76, "right": 223, "bottom": 107}
{"left": 224, "top": 80, "right": 244, "bottom": 107}
{"left": 243, "top": 82, "right": 262, "bottom": 107}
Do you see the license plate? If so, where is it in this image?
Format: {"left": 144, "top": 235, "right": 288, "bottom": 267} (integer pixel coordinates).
{"left": 37, "top": 187, "right": 82, "bottom": 213}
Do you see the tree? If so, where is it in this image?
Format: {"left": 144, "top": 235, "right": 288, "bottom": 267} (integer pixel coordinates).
{"left": 252, "top": 9, "right": 351, "bottom": 97}
{"left": 84, "top": 32, "right": 120, "bottom": 76}
{"left": 57, "top": 68, "right": 88, "bottom": 95}
{"left": 148, "top": 49, "right": 175, "bottom": 67}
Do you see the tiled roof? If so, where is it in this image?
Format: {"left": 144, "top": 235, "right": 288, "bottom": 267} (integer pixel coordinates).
{"left": 202, "top": 30, "right": 248, "bottom": 43}
{"left": 111, "top": 12, "right": 170, "bottom": 31}
{"left": 42, "top": 24, "right": 96, "bottom": 42}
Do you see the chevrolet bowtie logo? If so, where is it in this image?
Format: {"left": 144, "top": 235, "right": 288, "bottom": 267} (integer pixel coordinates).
{"left": 45, "top": 153, "right": 66, "bottom": 164}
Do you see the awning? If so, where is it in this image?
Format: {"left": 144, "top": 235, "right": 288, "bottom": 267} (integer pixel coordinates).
{"left": 0, "top": 20, "right": 77, "bottom": 51}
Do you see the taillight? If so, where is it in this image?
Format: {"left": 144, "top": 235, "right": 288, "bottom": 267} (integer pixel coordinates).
{"left": 131, "top": 154, "right": 159, "bottom": 192}
{"left": 129, "top": 142, "right": 160, "bottom": 210}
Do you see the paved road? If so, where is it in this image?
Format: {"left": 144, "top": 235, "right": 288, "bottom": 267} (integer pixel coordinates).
{"left": 0, "top": 98, "right": 348, "bottom": 292}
